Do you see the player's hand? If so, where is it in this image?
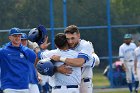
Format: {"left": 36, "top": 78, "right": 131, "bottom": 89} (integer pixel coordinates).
{"left": 40, "top": 36, "right": 50, "bottom": 50}
{"left": 37, "top": 72, "right": 42, "bottom": 83}
{"left": 51, "top": 55, "right": 61, "bottom": 62}
{"left": 57, "top": 64, "right": 73, "bottom": 75}
{"left": 28, "top": 40, "right": 39, "bottom": 50}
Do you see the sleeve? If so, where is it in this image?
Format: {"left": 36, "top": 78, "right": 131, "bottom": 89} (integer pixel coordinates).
{"left": 21, "top": 47, "right": 36, "bottom": 63}
{"left": 27, "top": 48, "right": 36, "bottom": 64}
{"left": 77, "top": 52, "right": 89, "bottom": 62}
{"left": 119, "top": 46, "right": 124, "bottom": 63}
{"left": 80, "top": 42, "right": 95, "bottom": 67}
{"left": 40, "top": 50, "right": 50, "bottom": 59}
{"left": 40, "top": 50, "right": 57, "bottom": 59}
{"left": 87, "top": 41, "right": 95, "bottom": 52}
{"left": 79, "top": 42, "right": 93, "bottom": 61}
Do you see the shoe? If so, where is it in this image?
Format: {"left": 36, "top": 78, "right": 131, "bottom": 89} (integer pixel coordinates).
{"left": 134, "top": 90, "right": 138, "bottom": 93}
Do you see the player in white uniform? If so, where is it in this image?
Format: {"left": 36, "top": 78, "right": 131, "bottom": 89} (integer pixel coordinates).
{"left": 40, "top": 33, "right": 88, "bottom": 93}
{"left": 51, "top": 25, "right": 99, "bottom": 93}
{"left": 134, "top": 39, "right": 140, "bottom": 92}
{"left": 119, "top": 34, "right": 139, "bottom": 93}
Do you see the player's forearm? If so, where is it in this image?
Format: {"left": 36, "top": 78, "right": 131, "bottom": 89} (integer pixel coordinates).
{"left": 51, "top": 55, "right": 85, "bottom": 67}
{"left": 64, "top": 58, "right": 85, "bottom": 67}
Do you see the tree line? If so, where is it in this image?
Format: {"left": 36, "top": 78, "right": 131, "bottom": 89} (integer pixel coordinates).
{"left": 0, "top": 0, "right": 140, "bottom": 59}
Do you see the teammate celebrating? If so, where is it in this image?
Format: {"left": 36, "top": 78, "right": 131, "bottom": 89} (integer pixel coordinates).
{"left": 119, "top": 34, "right": 139, "bottom": 93}
{"left": 0, "top": 28, "right": 36, "bottom": 93}
{"left": 40, "top": 33, "right": 86, "bottom": 93}
{"left": 21, "top": 33, "right": 40, "bottom": 93}
{"left": 51, "top": 25, "right": 98, "bottom": 93}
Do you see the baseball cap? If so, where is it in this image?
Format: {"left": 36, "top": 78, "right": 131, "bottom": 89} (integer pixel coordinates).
{"left": 9, "top": 27, "right": 22, "bottom": 36}
{"left": 123, "top": 34, "right": 132, "bottom": 39}
{"left": 21, "top": 33, "right": 28, "bottom": 40}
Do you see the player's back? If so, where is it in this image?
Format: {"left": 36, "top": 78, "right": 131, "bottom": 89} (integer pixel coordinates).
{"left": 41, "top": 49, "right": 81, "bottom": 86}
{"left": 54, "top": 49, "right": 81, "bottom": 86}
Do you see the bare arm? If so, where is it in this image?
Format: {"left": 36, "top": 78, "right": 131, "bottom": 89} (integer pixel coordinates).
{"left": 51, "top": 55, "right": 85, "bottom": 67}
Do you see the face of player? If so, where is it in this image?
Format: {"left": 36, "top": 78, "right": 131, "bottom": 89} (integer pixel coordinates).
{"left": 9, "top": 34, "right": 22, "bottom": 47}
{"left": 65, "top": 33, "right": 80, "bottom": 48}
{"left": 124, "top": 39, "right": 131, "bottom": 45}
{"left": 21, "top": 39, "right": 28, "bottom": 46}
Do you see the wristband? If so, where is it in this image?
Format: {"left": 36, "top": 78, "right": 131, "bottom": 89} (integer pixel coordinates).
{"left": 60, "top": 57, "right": 66, "bottom": 62}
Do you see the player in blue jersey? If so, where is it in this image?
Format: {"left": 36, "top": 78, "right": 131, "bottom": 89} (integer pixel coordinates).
{"left": 0, "top": 28, "right": 36, "bottom": 93}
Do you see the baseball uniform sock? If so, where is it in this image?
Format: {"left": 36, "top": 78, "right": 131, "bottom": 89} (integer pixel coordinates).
{"left": 134, "top": 81, "right": 139, "bottom": 91}
{"left": 128, "top": 83, "right": 133, "bottom": 92}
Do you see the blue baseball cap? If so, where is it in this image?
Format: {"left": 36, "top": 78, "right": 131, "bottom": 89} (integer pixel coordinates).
{"left": 9, "top": 27, "right": 22, "bottom": 36}
{"left": 21, "top": 33, "right": 28, "bottom": 40}
{"left": 124, "top": 34, "right": 132, "bottom": 39}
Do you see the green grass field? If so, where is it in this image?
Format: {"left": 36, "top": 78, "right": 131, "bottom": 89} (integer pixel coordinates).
{"left": 92, "top": 68, "right": 137, "bottom": 93}
{"left": 93, "top": 68, "right": 110, "bottom": 88}
{"left": 97, "top": 90, "right": 129, "bottom": 93}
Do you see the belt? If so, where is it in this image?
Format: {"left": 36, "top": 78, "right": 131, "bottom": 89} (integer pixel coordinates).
{"left": 128, "top": 60, "right": 133, "bottom": 62}
{"left": 83, "top": 78, "right": 90, "bottom": 82}
{"left": 53, "top": 85, "right": 78, "bottom": 89}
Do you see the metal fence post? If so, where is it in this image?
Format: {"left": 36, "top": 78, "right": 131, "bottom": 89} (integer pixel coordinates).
{"left": 107, "top": 0, "right": 114, "bottom": 88}
{"left": 50, "top": 0, "right": 55, "bottom": 49}
{"left": 63, "top": 0, "right": 67, "bottom": 28}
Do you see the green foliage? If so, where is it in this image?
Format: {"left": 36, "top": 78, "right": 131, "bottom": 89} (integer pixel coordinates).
{"left": 0, "top": 0, "right": 140, "bottom": 57}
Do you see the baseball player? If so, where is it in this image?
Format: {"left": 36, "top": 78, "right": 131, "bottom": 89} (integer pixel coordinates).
{"left": 52, "top": 25, "right": 98, "bottom": 93}
{"left": 27, "top": 25, "right": 98, "bottom": 93}
{"left": 0, "top": 28, "right": 36, "bottom": 93}
{"left": 40, "top": 33, "right": 87, "bottom": 93}
{"left": 134, "top": 38, "right": 140, "bottom": 92}
{"left": 119, "top": 34, "right": 139, "bottom": 93}
{"left": 21, "top": 33, "right": 40, "bottom": 93}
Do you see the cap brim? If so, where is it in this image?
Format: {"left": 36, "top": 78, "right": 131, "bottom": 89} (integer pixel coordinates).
{"left": 10, "top": 33, "right": 22, "bottom": 36}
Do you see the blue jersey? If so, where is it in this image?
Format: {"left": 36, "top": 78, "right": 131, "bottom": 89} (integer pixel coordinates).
{"left": 0, "top": 42, "right": 36, "bottom": 90}
{"left": 29, "top": 62, "right": 38, "bottom": 84}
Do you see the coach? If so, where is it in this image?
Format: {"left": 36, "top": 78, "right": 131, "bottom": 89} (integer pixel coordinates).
{"left": 0, "top": 28, "right": 36, "bottom": 93}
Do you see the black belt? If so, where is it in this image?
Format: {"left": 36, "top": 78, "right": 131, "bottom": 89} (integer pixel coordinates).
{"left": 53, "top": 85, "right": 78, "bottom": 89}
{"left": 83, "top": 78, "right": 90, "bottom": 82}
{"left": 128, "top": 60, "right": 133, "bottom": 62}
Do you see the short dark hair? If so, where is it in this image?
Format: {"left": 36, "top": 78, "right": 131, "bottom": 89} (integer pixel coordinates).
{"left": 64, "top": 25, "right": 79, "bottom": 34}
{"left": 54, "top": 33, "right": 68, "bottom": 49}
